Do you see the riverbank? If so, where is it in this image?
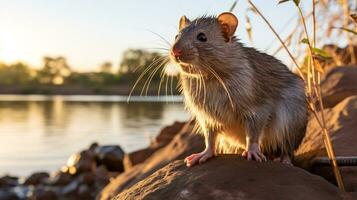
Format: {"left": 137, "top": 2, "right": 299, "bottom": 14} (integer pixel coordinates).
{"left": 0, "top": 84, "right": 180, "bottom": 96}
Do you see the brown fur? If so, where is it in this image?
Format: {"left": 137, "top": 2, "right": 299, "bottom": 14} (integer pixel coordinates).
{"left": 171, "top": 14, "right": 308, "bottom": 159}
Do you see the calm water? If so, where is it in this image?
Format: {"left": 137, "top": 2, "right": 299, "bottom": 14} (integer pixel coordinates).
{"left": 0, "top": 95, "right": 189, "bottom": 176}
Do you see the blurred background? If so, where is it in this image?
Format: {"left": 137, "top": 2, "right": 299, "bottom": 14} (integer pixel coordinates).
{"left": 0, "top": 0, "right": 355, "bottom": 176}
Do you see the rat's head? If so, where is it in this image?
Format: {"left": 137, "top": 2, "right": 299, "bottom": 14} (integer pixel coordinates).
{"left": 170, "top": 12, "right": 239, "bottom": 76}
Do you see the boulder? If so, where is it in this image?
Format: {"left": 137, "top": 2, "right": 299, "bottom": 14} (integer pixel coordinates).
{"left": 0, "top": 176, "right": 18, "bottom": 188}
{"left": 124, "top": 121, "right": 186, "bottom": 169}
{"left": 322, "top": 44, "right": 357, "bottom": 71}
{"left": 94, "top": 165, "right": 111, "bottom": 187}
{"left": 295, "top": 96, "right": 357, "bottom": 163}
{"left": 295, "top": 96, "right": 357, "bottom": 191}
{"left": 24, "top": 172, "right": 49, "bottom": 186}
{"left": 94, "top": 145, "right": 125, "bottom": 172}
{"left": 47, "top": 171, "right": 72, "bottom": 186}
{"left": 321, "top": 66, "right": 357, "bottom": 108}
{"left": 77, "top": 185, "right": 92, "bottom": 200}
{"left": 0, "top": 189, "right": 19, "bottom": 200}
{"left": 28, "top": 186, "right": 58, "bottom": 200}
{"left": 97, "top": 122, "right": 205, "bottom": 200}
{"left": 78, "top": 172, "right": 95, "bottom": 186}
{"left": 67, "top": 150, "right": 96, "bottom": 174}
{"left": 114, "top": 156, "right": 348, "bottom": 200}
{"left": 61, "top": 180, "right": 79, "bottom": 197}
{"left": 154, "top": 121, "right": 186, "bottom": 145}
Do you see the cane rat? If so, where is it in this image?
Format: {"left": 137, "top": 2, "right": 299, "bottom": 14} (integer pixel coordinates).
{"left": 170, "top": 12, "right": 308, "bottom": 167}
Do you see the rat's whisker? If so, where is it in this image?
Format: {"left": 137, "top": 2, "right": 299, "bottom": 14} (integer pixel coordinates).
{"left": 140, "top": 57, "right": 167, "bottom": 96}
{"left": 127, "top": 56, "right": 167, "bottom": 102}
{"left": 145, "top": 29, "right": 172, "bottom": 47}
{"left": 142, "top": 57, "right": 169, "bottom": 96}
{"left": 201, "top": 62, "right": 234, "bottom": 109}
{"left": 143, "top": 47, "right": 170, "bottom": 52}
{"left": 147, "top": 58, "right": 169, "bottom": 96}
{"left": 165, "top": 74, "right": 169, "bottom": 103}
{"left": 198, "top": 70, "right": 206, "bottom": 105}
{"left": 157, "top": 64, "right": 167, "bottom": 97}
{"left": 170, "top": 74, "right": 174, "bottom": 102}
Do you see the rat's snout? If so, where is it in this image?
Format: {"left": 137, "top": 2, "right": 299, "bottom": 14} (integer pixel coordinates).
{"left": 171, "top": 44, "right": 182, "bottom": 61}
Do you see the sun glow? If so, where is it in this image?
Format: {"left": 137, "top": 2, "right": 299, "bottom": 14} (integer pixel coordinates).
{"left": 0, "top": 31, "right": 24, "bottom": 63}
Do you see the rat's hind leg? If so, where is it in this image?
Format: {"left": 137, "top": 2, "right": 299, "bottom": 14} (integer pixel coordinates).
{"left": 185, "top": 131, "right": 217, "bottom": 167}
{"left": 273, "top": 154, "right": 293, "bottom": 166}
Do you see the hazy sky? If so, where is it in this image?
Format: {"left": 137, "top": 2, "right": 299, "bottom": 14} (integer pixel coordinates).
{"left": 0, "top": 0, "right": 306, "bottom": 71}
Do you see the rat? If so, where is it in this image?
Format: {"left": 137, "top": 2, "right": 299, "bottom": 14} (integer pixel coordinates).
{"left": 169, "top": 12, "right": 308, "bottom": 167}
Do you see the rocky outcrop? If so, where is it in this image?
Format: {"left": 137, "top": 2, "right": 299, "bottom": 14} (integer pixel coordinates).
{"left": 295, "top": 96, "right": 357, "bottom": 191}
{"left": 123, "top": 121, "right": 186, "bottom": 170}
{"left": 114, "top": 156, "right": 349, "bottom": 200}
{"left": 322, "top": 45, "right": 357, "bottom": 71}
{"left": 321, "top": 66, "right": 357, "bottom": 108}
{"left": 97, "top": 122, "right": 205, "bottom": 200}
{"left": 0, "top": 144, "right": 124, "bottom": 200}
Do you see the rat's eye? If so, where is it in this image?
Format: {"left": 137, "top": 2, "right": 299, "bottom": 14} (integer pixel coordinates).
{"left": 196, "top": 33, "right": 207, "bottom": 42}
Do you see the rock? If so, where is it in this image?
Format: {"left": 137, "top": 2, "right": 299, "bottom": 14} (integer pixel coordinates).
{"left": 89, "top": 142, "right": 99, "bottom": 152}
{"left": 97, "top": 122, "right": 205, "bottom": 200}
{"left": 321, "top": 66, "right": 357, "bottom": 108}
{"left": 0, "top": 189, "right": 19, "bottom": 200}
{"left": 295, "top": 96, "right": 357, "bottom": 164}
{"left": 28, "top": 186, "right": 58, "bottom": 200}
{"left": 124, "top": 121, "right": 186, "bottom": 170}
{"left": 94, "top": 165, "right": 110, "bottom": 186}
{"left": 114, "top": 156, "right": 347, "bottom": 200}
{"left": 47, "top": 171, "right": 72, "bottom": 186}
{"left": 123, "top": 148, "right": 158, "bottom": 170}
{"left": 78, "top": 172, "right": 95, "bottom": 186}
{"left": 61, "top": 180, "right": 79, "bottom": 197}
{"left": 67, "top": 150, "right": 96, "bottom": 174}
{"left": 295, "top": 96, "right": 357, "bottom": 191}
{"left": 95, "top": 145, "right": 125, "bottom": 172}
{"left": 322, "top": 44, "right": 357, "bottom": 71}
{"left": 77, "top": 185, "right": 92, "bottom": 200}
{"left": 154, "top": 121, "right": 186, "bottom": 145}
{"left": 24, "top": 172, "right": 49, "bottom": 186}
{"left": 0, "top": 176, "right": 18, "bottom": 188}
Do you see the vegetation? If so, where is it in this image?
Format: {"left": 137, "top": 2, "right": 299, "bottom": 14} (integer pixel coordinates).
{"left": 0, "top": 49, "right": 177, "bottom": 95}
{"left": 240, "top": 0, "right": 356, "bottom": 191}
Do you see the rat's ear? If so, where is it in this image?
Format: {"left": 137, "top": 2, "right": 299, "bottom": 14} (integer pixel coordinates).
{"left": 179, "top": 15, "right": 190, "bottom": 31}
{"left": 217, "top": 12, "right": 238, "bottom": 42}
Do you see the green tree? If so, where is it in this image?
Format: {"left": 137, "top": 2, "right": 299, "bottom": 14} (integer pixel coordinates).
{"left": 37, "top": 56, "right": 72, "bottom": 85}
{"left": 100, "top": 61, "right": 113, "bottom": 73}
{"left": 119, "top": 49, "right": 163, "bottom": 76}
{"left": 0, "top": 62, "right": 33, "bottom": 85}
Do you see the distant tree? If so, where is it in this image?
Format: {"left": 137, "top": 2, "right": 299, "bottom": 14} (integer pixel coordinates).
{"left": 37, "top": 56, "right": 72, "bottom": 85}
{"left": 119, "top": 49, "right": 163, "bottom": 77}
{"left": 0, "top": 62, "right": 32, "bottom": 85}
{"left": 100, "top": 61, "right": 113, "bottom": 73}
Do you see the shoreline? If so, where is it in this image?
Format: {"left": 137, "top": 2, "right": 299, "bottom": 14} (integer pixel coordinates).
{"left": 0, "top": 84, "right": 180, "bottom": 96}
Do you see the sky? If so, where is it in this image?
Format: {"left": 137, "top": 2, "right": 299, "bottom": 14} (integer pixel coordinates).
{"left": 0, "top": 0, "right": 307, "bottom": 72}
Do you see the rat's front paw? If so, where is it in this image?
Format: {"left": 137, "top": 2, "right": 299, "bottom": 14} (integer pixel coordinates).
{"left": 242, "top": 143, "right": 266, "bottom": 162}
{"left": 184, "top": 149, "right": 214, "bottom": 167}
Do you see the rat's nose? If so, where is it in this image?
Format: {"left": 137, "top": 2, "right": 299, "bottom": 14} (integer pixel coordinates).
{"left": 171, "top": 47, "right": 182, "bottom": 59}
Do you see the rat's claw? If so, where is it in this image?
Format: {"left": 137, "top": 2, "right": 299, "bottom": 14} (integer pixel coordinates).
{"left": 242, "top": 150, "right": 267, "bottom": 162}
{"left": 184, "top": 149, "right": 214, "bottom": 167}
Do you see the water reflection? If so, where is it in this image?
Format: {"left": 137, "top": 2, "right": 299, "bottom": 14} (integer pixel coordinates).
{"left": 0, "top": 95, "right": 189, "bottom": 175}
